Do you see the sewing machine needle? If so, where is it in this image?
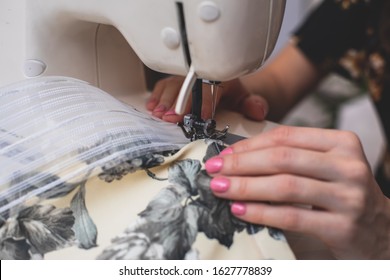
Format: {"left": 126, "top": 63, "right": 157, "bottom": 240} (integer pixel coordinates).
{"left": 211, "top": 83, "right": 218, "bottom": 120}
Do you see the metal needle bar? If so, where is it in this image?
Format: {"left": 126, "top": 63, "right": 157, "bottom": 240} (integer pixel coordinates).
{"left": 191, "top": 79, "right": 203, "bottom": 120}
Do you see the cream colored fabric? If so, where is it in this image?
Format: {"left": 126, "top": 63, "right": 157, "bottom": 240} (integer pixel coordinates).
{"left": 0, "top": 76, "right": 295, "bottom": 260}
{"left": 46, "top": 140, "right": 295, "bottom": 260}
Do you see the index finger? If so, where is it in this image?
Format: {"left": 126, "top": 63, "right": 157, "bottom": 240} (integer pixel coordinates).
{"left": 229, "top": 125, "right": 343, "bottom": 154}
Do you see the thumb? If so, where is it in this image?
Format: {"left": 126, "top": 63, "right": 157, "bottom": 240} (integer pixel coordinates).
{"left": 238, "top": 94, "right": 269, "bottom": 121}
{"left": 219, "top": 79, "right": 269, "bottom": 122}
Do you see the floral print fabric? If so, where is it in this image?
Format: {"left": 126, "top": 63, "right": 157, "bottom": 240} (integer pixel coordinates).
{"left": 0, "top": 77, "right": 294, "bottom": 260}
{"left": 1, "top": 141, "right": 295, "bottom": 260}
{"left": 94, "top": 142, "right": 291, "bottom": 260}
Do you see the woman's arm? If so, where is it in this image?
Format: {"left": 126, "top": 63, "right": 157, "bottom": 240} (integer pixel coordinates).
{"left": 234, "top": 41, "right": 322, "bottom": 122}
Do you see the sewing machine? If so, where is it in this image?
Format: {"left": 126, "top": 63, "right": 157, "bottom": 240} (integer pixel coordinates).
{"left": 0, "top": 0, "right": 285, "bottom": 140}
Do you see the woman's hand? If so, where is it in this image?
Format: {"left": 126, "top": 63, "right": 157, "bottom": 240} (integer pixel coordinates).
{"left": 205, "top": 125, "right": 390, "bottom": 259}
{"left": 146, "top": 76, "right": 269, "bottom": 123}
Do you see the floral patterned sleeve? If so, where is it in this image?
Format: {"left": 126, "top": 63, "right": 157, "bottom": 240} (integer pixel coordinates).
{"left": 294, "top": 0, "right": 390, "bottom": 198}
{"left": 293, "top": 0, "right": 371, "bottom": 71}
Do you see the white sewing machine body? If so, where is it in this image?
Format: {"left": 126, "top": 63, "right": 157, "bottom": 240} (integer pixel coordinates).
{"left": 0, "top": 0, "right": 285, "bottom": 101}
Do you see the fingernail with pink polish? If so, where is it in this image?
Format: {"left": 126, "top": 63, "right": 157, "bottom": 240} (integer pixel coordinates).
{"left": 210, "top": 177, "right": 230, "bottom": 193}
{"left": 231, "top": 202, "right": 247, "bottom": 216}
{"left": 153, "top": 104, "right": 167, "bottom": 113}
{"left": 258, "top": 107, "right": 265, "bottom": 119}
{"left": 220, "top": 147, "right": 233, "bottom": 156}
{"left": 164, "top": 110, "right": 177, "bottom": 116}
{"left": 258, "top": 103, "right": 269, "bottom": 118}
{"left": 205, "top": 157, "right": 223, "bottom": 173}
